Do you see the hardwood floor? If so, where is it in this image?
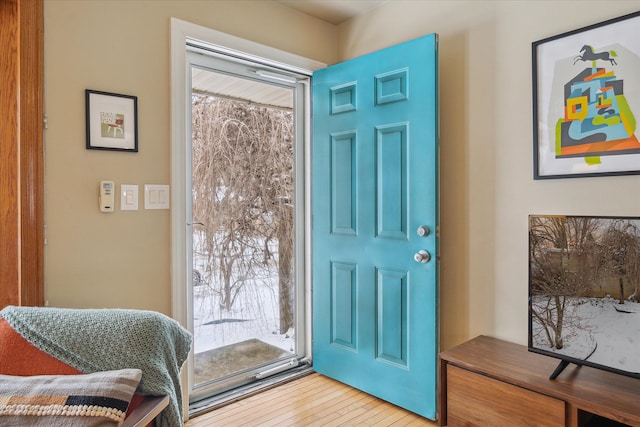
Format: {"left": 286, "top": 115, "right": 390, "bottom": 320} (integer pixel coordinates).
{"left": 185, "top": 372, "right": 437, "bottom": 426}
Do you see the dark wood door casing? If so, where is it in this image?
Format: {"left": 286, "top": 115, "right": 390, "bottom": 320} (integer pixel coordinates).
{"left": 0, "top": 0, "right": 44, "bottom": 308}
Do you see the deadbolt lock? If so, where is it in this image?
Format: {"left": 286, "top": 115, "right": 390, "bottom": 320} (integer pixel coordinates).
{"left": 417, "top": 226, "right": 430, "bottom": 237}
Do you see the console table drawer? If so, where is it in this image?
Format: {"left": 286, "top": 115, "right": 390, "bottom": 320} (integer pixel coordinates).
{"left": 446, "top": 364, "right": 565, "bottom": 426}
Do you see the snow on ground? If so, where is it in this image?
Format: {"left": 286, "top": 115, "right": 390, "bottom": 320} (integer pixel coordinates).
{"left": 532, "top": 296, "right": 640, "bottom": 374}
{"left": 192, "top": 280, "right": 295, "bottom": 355}
{"left": 191, "top": 230, "right": 295, "bottom": 356}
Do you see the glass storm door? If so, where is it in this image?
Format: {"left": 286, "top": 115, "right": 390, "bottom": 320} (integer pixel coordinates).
{"left": 312, "top": 34, "right": 439, "bottom": 418}
{"left": 187, "top": 51, "right": 308, "bottom": 403}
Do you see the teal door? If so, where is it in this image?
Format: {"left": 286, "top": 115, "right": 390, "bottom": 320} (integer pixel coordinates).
{"left": 312, "top": 34, "right": 439, "bottom": 419}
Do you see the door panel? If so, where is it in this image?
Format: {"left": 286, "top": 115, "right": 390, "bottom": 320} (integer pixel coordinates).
{"left": 312, "top": 34, "right": 439, "bottom": 419}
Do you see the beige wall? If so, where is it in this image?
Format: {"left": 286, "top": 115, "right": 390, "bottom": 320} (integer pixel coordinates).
{"left": 43, "top": 0, "right": 336, "bottom": 314}
{"left": 44, "top": 0, "right": 640, "bottom": 352}
{"left": 338, "top": 0, "right": 640, "bottom": 350}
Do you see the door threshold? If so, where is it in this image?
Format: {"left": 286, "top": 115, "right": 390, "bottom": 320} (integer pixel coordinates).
{"left": 189, "top": 363, "right": 314, "bottom": 418}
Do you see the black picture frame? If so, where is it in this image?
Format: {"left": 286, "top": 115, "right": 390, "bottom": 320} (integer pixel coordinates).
{"left": 532, "top": 11, "right": 640, "bottom": 179}
{"left": 86, "top": 89, "right": 138, "bottom": 152}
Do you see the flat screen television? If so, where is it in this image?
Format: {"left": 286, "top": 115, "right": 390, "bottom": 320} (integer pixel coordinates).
{"left": 528, "top": 215, "right": 640, "bottom": 379}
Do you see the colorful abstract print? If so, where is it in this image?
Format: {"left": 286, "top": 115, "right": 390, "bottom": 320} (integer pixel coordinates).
{"left": 558, "top": 45, "right": 638, "bottom": 162}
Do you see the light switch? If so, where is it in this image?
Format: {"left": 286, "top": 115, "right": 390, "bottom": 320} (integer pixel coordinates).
{"left": 120, "top": 184, "right": 139, "bottom": 211}
{"left": 144, "top": 184, "right": 170, "bottom": 209}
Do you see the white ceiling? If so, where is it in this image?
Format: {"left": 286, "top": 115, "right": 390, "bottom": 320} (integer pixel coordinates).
{"left": 275, "top": 0, "right": 387, "bottom": 25}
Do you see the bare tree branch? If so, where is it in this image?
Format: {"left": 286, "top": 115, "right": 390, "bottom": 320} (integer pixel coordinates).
{"left": 192, "top": 95, "right": 295, "bottom": 333}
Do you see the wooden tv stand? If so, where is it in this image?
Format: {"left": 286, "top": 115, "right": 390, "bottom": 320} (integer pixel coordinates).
{"left": 438, "top": 335, "right": 640, "bottom": 426}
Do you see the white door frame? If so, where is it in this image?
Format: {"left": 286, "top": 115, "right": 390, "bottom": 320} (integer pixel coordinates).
{"left": 170, "top": 17, "right": 325, "bottom": 410}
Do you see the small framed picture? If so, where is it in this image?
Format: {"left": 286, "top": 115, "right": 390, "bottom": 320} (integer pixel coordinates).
{"left": 533, "top": 11, "right": 640, "bottom": 179}
{"left": 85, "top": 89, "right": 138, "bottom": 152}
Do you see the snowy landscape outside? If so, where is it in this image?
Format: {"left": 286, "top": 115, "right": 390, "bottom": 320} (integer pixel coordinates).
{"left": 190, "top": 95, "right": 297, "bottom": 364}
{"left": 192, "top": 271, "right": 295, "bottom": 355}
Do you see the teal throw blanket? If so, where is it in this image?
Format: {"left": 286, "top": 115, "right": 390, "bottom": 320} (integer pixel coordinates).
{"left": 0, "top": 306, "right": 192, "bottom": 427}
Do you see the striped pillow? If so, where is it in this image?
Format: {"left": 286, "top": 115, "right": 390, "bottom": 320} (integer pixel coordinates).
{"left": 0, "top": 368, "right": 142, "bottom": 426}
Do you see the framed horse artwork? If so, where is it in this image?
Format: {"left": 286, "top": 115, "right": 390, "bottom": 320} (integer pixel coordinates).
{"left": 532, "top": 10, "right": 640, "bottom": 179}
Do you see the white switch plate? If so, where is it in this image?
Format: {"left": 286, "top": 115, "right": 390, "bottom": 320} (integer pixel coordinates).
{"left": 120, "top": 184, "right": 139, "bottom": 211}
{"left": 144, "top": 184, "right": 170, "bottom": 209}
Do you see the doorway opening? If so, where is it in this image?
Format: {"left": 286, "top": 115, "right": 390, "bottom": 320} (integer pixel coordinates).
{"left": 190, "top": 67, "right": 297, "bottom": 386}
{"left": 183, "top": 41, "right": 313, "bottom": 411}
{"left": 171, "top": 19, "right": 326, "bottom": 414}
